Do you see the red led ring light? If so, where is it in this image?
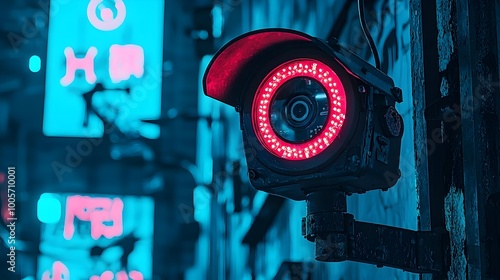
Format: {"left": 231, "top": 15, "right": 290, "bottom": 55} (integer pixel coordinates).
{"left": 252, "top": 59, "right": 347, "bottom": 160}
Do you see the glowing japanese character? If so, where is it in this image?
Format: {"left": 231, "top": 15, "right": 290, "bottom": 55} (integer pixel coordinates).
{"left": 87, "top": 0, "right": 126, "bottom": 31}
{"left": 90, "top": 270, "right": 114, "bottom": 280}
{"left": 90, "top": 270, "right": 144, "bottom": 280}
{"left": 109, "top": 44, "right": 145, "bottom": 83}
{"left": 60, "top": 47, "right": 98, "bottom": 86}
{"left": 42, "top": 261, "right": 70, "bottom": 280}
{"left": 63, "top": 195, "right": 124, "bottom": 240}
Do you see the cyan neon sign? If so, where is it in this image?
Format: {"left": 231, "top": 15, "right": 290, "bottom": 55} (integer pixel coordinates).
{"left": 43, "top": 0, "right": 165, "bottom": 139}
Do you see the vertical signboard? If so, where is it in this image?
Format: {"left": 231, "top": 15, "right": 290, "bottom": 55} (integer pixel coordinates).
{"left": 43, "top": 0, "right": 165, "bottom": 138}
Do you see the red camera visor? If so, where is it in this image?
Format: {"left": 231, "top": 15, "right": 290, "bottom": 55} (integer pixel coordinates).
{"left": 203, "top": 29, "right": 314, "bottom": 107}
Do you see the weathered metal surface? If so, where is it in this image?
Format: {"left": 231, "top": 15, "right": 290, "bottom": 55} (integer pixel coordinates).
{"left": 410, "top": 0, "right": 435, "bottom": 233}
{"left": 304, "top": 209, "right": 448, "bottom": 274}
{"left": 444, "top": 185, "right": 467, "bottom": 279}
{"left": 485, "top": 193, "right": 500, "bottom": 278}
{"left": 456, "top": 0, "right": 500, "bottom": 278}
{"left": 303, "top": 190, "right": 448, "bottom": 275}
{"left": 349, "top": 222, "right": 447, "bottom": 275}
{"left": 410, "top": 0, "right": 476, "bottom": 278}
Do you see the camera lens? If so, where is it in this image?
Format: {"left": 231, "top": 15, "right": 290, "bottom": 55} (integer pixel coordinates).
{"left": 287, "top": 96, "right": 313, "bottom": 127}
{"left": 288, "top": 97, "right": 311, "bottom": 123}
{"left": 270, "top": 77, "right": 329, "bottom": 143}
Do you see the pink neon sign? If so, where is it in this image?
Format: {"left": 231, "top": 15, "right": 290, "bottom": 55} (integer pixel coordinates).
{"left": 87, "top": 0, "right": 127, "bottom": 31}
{"left": 61, "top": 0, "right": 146, "bottom": 87}
{"left": 90, "top": 270, "right": 144, "bottom": 280}
{"left": 109, "top": 44, "right": 145, "bottom": 83}
{"left": 43, "top": 261, "right": 144, "bottom": 280}
{"left": 60, "top": 44, "right": 145, "bottom": 86}
{"left": 60, "top": 46, "right": 98, "bottom": 86}
{"left": 42, "top": 261, "right": 70, "bottom": 280}
{"left": 63, "top": 195, "right": 124, "bottom": 240}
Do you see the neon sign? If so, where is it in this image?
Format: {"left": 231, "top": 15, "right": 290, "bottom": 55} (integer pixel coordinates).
{"left": 37, "top": 193, "right": 154, "bottom": 280}
{"left": 43, "top": 0, "right": 164, "bottom": 138}
{"left": 42, "top": 261, "right": 144, "bottom": 280}
{"left": 90, "top": 270, "right": 143, "bottom": 280}
{"left": 63, "top": 195, "right": 124, "bottom": 240}
{"left": 60, "top": 46, "right": 98, "bottom": 86}
{"left": 87, "top": 0, "right": 127, "bottom": 31}
{"left": 109, "top": 44, "right": 145, "bottom": 83}
{"left": 42, "top": 261, "right": 69, "bottom": 280}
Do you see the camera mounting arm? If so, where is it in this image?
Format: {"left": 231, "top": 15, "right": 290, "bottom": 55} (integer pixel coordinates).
{"left": 301, "top": 190, "right": 450, "bottom": 276}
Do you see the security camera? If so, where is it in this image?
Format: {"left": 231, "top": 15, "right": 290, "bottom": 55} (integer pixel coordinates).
{"left": 203, "top": 28, "right": 448, "bottom": 276}
{"left": 203, "top": 28, "right": 403, "bottom": 200}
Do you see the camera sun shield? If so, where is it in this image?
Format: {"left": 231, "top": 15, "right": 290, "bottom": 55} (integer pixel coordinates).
{"left": 203, "top": 29, "right": 314, "bottom": 107}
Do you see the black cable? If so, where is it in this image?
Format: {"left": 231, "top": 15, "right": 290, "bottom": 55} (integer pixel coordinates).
{"left": 357, "top": 0, "right": 381, "bottom": 70}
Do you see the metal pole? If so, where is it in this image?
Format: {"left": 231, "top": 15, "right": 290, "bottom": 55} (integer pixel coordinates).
{"left": 456, "top": 0, "right": 500, "bottom": 278}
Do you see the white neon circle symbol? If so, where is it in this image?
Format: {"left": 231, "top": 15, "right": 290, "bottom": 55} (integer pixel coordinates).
{"left": 87, "top": 0, "right": 127, "bottom": 31}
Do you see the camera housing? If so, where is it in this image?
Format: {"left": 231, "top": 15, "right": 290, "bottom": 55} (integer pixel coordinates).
{"left": 203, "top": 29, "right": 403, "bottom": 200}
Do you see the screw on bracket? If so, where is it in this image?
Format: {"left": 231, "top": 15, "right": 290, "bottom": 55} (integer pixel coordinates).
{"left": 390, "top": 87, "right": 403, "bottom": 103}
{"left": 248, "top": 169, "right": 257, "bottom": 180}
{"left": 327, "top": 37, "right": 340, "bottom": 51}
